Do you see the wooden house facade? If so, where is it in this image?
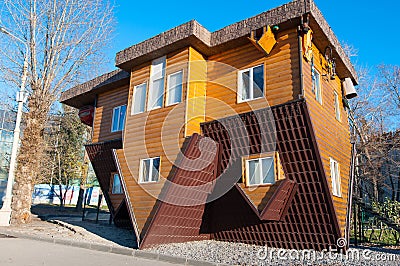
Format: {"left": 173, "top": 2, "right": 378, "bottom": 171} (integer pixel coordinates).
{"left": 61, "top": 0, "right": 358, "bottom": 250}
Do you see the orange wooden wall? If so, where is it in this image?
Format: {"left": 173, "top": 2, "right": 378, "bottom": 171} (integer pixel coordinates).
{"left": 303, "top": 44, "right": 351, "bottom": 236}
{"left": 92, "top": 85, "right": 129, "bottom": 143}
{"left": 118, "top": 48, "right": 189, "bottom": 237}
{"left": 205, "top": 28, "right": 300, "bottom": 121}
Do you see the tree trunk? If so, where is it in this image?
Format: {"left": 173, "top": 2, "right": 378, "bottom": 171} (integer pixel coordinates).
{"left": 59, "top": 184, "right": 64, "bottom": 210}
{"left": 11, "top": 95, "right": 49, "bottom": 224}
{"left": 75, "top": 151, "right": 89, "bottom": 212}
{"left": 75, "top": 185, "right": 85, "bottom": 212}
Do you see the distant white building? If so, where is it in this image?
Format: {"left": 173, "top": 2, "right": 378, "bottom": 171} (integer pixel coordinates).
{"left": 0, "top": 109, "right": 16, "bottom": 207}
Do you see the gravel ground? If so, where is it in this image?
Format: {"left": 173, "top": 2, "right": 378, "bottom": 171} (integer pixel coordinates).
{"left": 146, "top": 240, "right": 400, "bottom": 266}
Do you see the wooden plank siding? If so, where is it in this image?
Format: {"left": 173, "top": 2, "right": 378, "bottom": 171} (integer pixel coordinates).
{"left": 302, "top": 43, "right": 351, "bottom": 236}
{"left": 121, "top": 48, "right": 190, "bottom": 236}
{"left": 92, "top": 85, "right": 129, "bottom": 143}
{"left": 108, "top": 190, "right": 125, "bottom": 211}
{"left": 205, "top": 29, "right": 300, "bottom": 121}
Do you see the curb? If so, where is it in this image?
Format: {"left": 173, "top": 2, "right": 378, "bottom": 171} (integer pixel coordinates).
{"left": 0, "top": 229, "right": 229, "bottom": 266}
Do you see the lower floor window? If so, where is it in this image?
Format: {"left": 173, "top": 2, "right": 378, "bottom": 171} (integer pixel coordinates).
{"left": 111, "top": 173, "right": 122, "bottom": 194}
{"left": 246, "top": 156, "right": 275, "bottom": 186}
{"left": 140, "top": 157, "right": 160, "bottom": 183}
{"left": 330, "top": 158, "right": 341, "bottom": 197}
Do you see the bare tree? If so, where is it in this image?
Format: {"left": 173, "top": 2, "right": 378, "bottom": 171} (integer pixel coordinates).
{"left": 0, "top": 0, "right": 114, "bottom": 223}
{"left": 379, "top": 64, "right": 400, "bottom": 112}
{"left": 351, "top": 64, "right": 400, "bottom": 203}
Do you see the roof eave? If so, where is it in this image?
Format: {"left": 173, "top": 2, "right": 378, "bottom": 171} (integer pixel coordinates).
{"left": 60, "top": 70, "right": 130, "bottom": 109}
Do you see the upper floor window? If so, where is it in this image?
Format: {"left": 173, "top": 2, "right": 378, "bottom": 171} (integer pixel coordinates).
{"left": 245, "top": 156, "right": 275, "bottom": 186}
{"left": 148, "top": 56, "right": 166, "bottom": 110}
{"left": 111, "top": 105, "right": 126, "bottom": 132}
{"left": 166, "top": 70, "right": 183, "bottom": 106}
{"left": 312, "top": 66, "right": 322, "bottom": 104}
{"left": 132, "top": 82, "right": 147, "bottom": 115}
{"left": 139, "top": 157, "right": 160, "bottom": 183}
{"left": 333, "top": 90, "right": 341, "bottom": 121}
{"left": 238, "top": 64, "right": 264, "bottom": 102}
{"left": 111, "top": 173, "right": 122, "bottom": 194}
{"left": 330, "top": 158, "right": 341, "bottom": 197}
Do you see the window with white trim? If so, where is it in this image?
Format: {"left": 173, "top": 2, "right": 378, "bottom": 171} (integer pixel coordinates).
{"left": 111, "top": 105, "right": 126, "bottom": 132}
{"left": 139, "top": 157, "right": 160, "bottom": 183}
{"left": 312, "top": 66, "right": 322, "bottom": 104}
{"left": 132, "top": 82, "right": 147, "bottom": 114}
{"left": 245, "top": 156, "right": 275, "bottom": 186}
{"left": 330, "top": 158, "right": 341, "bottom": 197}
{"left": 166, "top": 70, "right": 183, "bottom": 106}
{"left": 148, "top": 56, "right": 166, "bottom": 110}
{"left": 238, "top": 64, "right": 264, "bottom": 102}
{"left": 333, "top": 90, "right": 341, "bottom": 121}
{"left": 111, "top": 173, "right": 122, "bottom": 194}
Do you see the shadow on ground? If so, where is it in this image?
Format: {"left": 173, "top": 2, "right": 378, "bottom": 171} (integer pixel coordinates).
{"left": 31, "top": 204, "right": 137, "bottom": 248}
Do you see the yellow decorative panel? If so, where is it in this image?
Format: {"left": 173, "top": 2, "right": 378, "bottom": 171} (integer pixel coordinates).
{"left": 185, "top": 47, "right": 207, "bottom": 136}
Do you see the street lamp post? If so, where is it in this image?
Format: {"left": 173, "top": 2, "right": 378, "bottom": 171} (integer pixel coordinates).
{"left": 0, "top": 26, "right": 28, "bottom": 226}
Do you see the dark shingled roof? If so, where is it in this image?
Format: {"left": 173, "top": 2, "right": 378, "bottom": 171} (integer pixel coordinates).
{"left": 60, "top": 69, "right": 130, "bottom": 108}
{"left": 61, "top": 0, "right": 357, "bottom": 109}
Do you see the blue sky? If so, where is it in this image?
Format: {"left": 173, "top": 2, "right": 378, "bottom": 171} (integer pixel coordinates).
{"left": 106, "top": 0, "right": 399, "bottom": 72}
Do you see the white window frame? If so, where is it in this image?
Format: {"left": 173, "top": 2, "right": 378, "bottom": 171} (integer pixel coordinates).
{"left": 237, "top": 64, "right": 265, "bottom": 103}
{"left": 312, "top": 67, "right": 322, "bottom": 105}
{"left": 111, "top": 173, "right": 123, "bottom": 194}
{"left": 147, "top": 56, "right": 166, "bottom": 111}
{"left": 166, "top": 70, "right": 183, "bottom": 106}
{"left": 330, "top": 158, "right": 341, "bottom": 197}
{"left": 333, "top": 90, "right": 341, "bottom": 121}
{"left": 111, "top": 105, "right": 126, "bottom": 132}
{"left": 132, "top": 82, "right": 147, "bottom": 115}
{"left": 139, "top": 157, "right": 160, "bottom": 183}
{"left": 245, "top": 156, "right": 275, "bottom": 187}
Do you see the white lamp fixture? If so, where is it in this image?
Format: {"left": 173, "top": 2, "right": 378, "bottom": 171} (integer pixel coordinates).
{"left": 343, "top": 78, "right": 357, "bottom": 99}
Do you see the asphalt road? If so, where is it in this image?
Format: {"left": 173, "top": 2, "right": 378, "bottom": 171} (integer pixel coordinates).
{"left": 0, "top": 238, "right": 174, "bottom": 266}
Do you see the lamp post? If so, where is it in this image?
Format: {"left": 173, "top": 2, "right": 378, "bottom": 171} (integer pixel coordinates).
{"left": 0, "top": 26, "right": 28, "bottom": 226}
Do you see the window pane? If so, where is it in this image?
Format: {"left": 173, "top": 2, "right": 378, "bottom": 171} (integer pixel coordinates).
{"left": 112, "top": 174, "right": 122, "bottom": 194}
{"left": 334, "top": 162, "right": 340, "bottom": 195}
{"left": 334, "top": 91, "right": 340, "bottom": 120}
{"left": 313, "top": 70, "right": 322, "bottom": 104}
{"left": 261, "top": 157, "right": 275, "bottom": 184}
{"left": 142, "top": 159, "right": 151, "bottom": 182}
{"left": 312, "top": 68, "right": 316, "bottom": 94}
{"left": 118, "top": 105, "right": 126, "bottom": 131}
{"left": 133, "top": 83, "right": 147, "bottom": 114}
{"left": 253, "top": 65, "right": 264, "bottom": 99}
{"left": 151, "top": 57, "right": 166, "bottom": 80}
{"left": 330, "top": 159, "right": 340, "bottom": 196}
{"left": 167, "top": 71, "right": 183, "bottom": 105}
{"left": 241, "top": 70, "right": 250, "bottom": 101}
{"left": 151, "top": 157, "right": 160, "bottom": 182}
{"left": 248, "top": 159, "right": 261, "bottom": 185}
{"left": 148, "top": 78, "right": 164, "bottom": 110}
{"left": 112, "top": 107, "right": 120, "bottom": 132}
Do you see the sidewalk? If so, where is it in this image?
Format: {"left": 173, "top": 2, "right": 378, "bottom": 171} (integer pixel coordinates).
{"left": 0, "top": 238, "right": 175, "bottom": 266}
{"left": 0, "top": 209, "right": 225, "bottom": 266}
{"left": 0, "top": 213, "right": 137, "bottom": 248}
